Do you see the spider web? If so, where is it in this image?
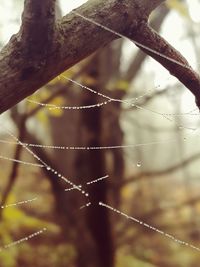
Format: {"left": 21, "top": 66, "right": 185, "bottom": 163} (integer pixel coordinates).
{"left": 1, "top": 0, "right": 200, "bottom": 266}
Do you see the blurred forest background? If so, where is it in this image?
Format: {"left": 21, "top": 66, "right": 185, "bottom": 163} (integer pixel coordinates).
{"left": 1, "top": 0, "right": 200, "bottom": 266}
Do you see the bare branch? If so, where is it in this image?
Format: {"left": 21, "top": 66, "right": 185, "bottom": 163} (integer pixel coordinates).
{"left": 20, "top": 0, "right": 56, "bottom": 57}
{"left": 0, "top": 115, "right": 26, "bottom": 218}
{"left": 119, "top": 152, "right": 200, "bottom": 187}
{"left": 0, "top": 0, "right": 164, "bottom": 114}
{"left": 125, "top": 4, "right": 169, "bottom": 82}
{"left": 130, "top": 23, "right": 200, "bottom": 107}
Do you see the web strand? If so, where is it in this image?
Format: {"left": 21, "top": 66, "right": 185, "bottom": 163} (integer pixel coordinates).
{"left": 65, "top": 174, "right": 109, "bottom": 192}
{"left": 0, "top": 123, "right": 89, "bottom": 198}
{"left": 60, "top": 75, "right": 197, "bottom": 130}
{"left": 1, "top": 197, "right": 37, "bottom": 209}
{"left": 27, "top": 98, "right": 112, "bottom": 110}
{"left": 0, "top": 228, "right": 47, "bottom": 252}
{"left": 60, "top": 74, "right": 200, "bottom": 119}
{"left": 0, "top": 154, "right": 44, "bottom": 168}
{"left": 99, "top": 202, "right": 200, "bottom": 253}
{"left": 80, "top": 202, "right": 91, "bottom": 210}
{"left": 0, "top": 138, "right": 182, "bottom": 151}
{"left": 71, "top": 10, "right": 193, "bottom": 71}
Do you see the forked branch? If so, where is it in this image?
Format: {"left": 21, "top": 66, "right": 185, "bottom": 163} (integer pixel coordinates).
{"left": 0, "top": 0, "right": 199, "bottom": 113}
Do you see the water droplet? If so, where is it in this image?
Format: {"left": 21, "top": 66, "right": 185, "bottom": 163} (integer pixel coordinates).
{"left": 136, "top": 162, "right": 141, "bottom": 168}
{"left": 46, "top": 166, "right": 51, "bottom": 171}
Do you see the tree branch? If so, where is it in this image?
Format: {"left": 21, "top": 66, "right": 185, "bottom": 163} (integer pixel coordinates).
{"left": 125, "top": 4, "right": 169, "bottom": 82}
{"left": 20, "top": 0, "right": 56, "bottom": 57}
{"left": 130, "top": 23, "right": 200, "bottom": 107}
{"left": 0, "top": 115, "right": 26, "bottom": 218}
{"left": 0, "top": 0, "right": 164, "bottom": 114}
{"left": 119, "top": 152, "right": 200, "bottom": 187}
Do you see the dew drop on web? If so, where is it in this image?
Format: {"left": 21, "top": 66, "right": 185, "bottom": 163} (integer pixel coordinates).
{"left": 136, "top": 162, "right": 141, "bottom": 168}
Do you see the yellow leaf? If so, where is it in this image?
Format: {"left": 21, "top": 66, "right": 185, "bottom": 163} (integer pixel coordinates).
{"left": 49, "top": 96, "right": 65, "bottom": 106}
{"left": 48, "top": 107, "right": 63, "bottom": 117}
{"left": 47, "top": 96, "right": 65, "bottom": 117}
{"left": 115, "top": 80, "right": 129, "bottom": 91}
{"left": 36, "top": 111, "right": 49, "bottom": 125}
{"left": 121, "top": 185, "right": 134, "bottom": 200}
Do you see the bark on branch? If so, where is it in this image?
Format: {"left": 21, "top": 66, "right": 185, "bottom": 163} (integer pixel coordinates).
{"left": 124, "top": 4, "right": 169, "bottom": 82}
{"left": 20, "top": 0, "right": 56, "bottom": 57}
{"left": 129, "top": 23, "right": 200, "bottom": 107}
{"left": 0, "top": 0, "right": 199, "bottom": 114}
